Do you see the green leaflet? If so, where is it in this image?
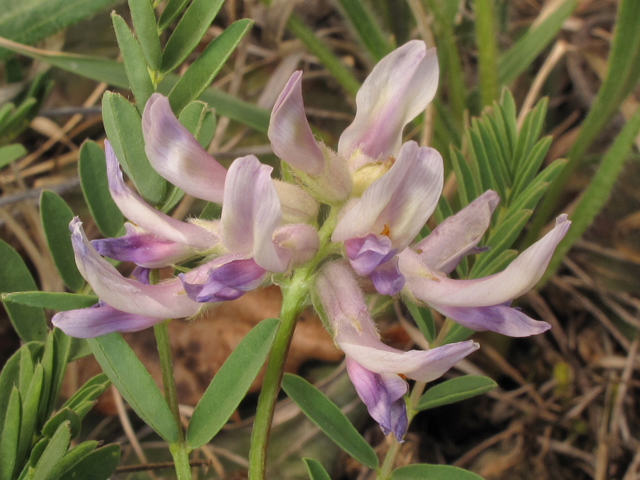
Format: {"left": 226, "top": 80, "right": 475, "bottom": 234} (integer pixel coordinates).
{"left": 416, "top": 376, "right": 497, "bottom": 411}
{"left": 78, "top": 141, "right": 124, "bottom": 238}
{"left": 392, "top": 464, "right": 484, "bottom": 480}
{"left": 88, "top": 333, "right": 178, "bottom": 443}
{"left": 281, "top": 374, "right": 378, "bottom": 469}
{"left": 186, "top": 318, "right": 279, "bottom": 449}
{"left": 112, "top": 13, "right": 155, "bottom": 110}
{"left": 39, "top": 191, "right": 85, "bottom": 292}
{"left": 303, "top": 458, "right": 332, "bottom": 480}
{"left": 102, "top": 91, "right": 167, "bottom": 205}
{"left": 0, "top": 239, "right": 47, "bottom": 342}
{"left": 128, "top": 0, "right": 162, "bottom": 72}
{"left": 161, "top": 0, "right": 225, "bottom": 73}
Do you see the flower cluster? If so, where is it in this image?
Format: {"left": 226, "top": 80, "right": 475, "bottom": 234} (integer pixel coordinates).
{"left": 53, "top": 40, "right": 569, "bottom": 441}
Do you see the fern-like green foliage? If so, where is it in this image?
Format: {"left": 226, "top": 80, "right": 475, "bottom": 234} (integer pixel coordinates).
{"left": 0, "top": 330, "right": 118, "bottom": 480}
{"left": 436, "top": 90, "right": 565, "bottom": 280}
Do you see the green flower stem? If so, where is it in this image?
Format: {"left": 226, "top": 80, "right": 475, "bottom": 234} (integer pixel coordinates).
{"left": 248, "top": 269, "right": 308, "bottom": 480}
{"left": 170, "top": 442, "right": 193, "bottom": 480}
{"left": 151, "top": 266, "right": 191, "bottom": 480}
{"left": 248, "top": 208, "right": 338, "bottom": 479}
{"left": 153, "top": 320, "right": 183, "bottom": 441}
{"left": 154, "top": 320, "right": 193, "bottom": 480}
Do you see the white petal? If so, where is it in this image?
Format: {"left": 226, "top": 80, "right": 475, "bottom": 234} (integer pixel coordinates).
{"left": 268, "top": 71, "right": 325, "bottom": 175}
{"left": 332, "top": 141, "right": 443, "bottom": 250}
{"left": 105, "top": 141, "right": 217, "bottom": 249}
{"left": 69, "top": 218, "right": 202, "bottom": 318}
{"left": 401, "top": 215, "right": 571, "bottom": 307}
{"left": 338, "top": 41, "right": 439, "bottom": 167}
{"left": 142, "top": 93, "right": 227, "bottom": 203}
{"left": 220, "top": 155, "right": 290, "bottom": 272}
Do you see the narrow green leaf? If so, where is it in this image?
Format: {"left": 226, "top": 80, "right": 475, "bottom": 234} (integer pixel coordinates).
{"left": 499, "top": 89, "right": 517, "bottom": 155}
{"left": 0, "top": 239, "right": 47, "bottom": 342}
{"left": 544, "top": 106, "right": 640, "bottom": 282}
{"left": 476, "top": 116, "right": 511, "bottom": 188}
{"left": 161, "top": 0, "right": 225, "bottom": 73}
{"left": 336, "top": 0, "right": 392, "bottom": 61}
{"left": 128, "top": 0, "right": 162, "bottom": 71}
{"left": 0, "top": 0, "right": 120, "bottom": 60}
{"left": 3, "top": 292, "right": 98, "bottom": 311}
{"left": 18, "top": 347, "right": 34, "bottom": 398}
{"left": 281, "top": 374, "right": 379, "bottom": 468}
{"left": 112, "top": 13, "right": 155, "bottom": 110}
{"left": 32, "top": 422, "right": 71, "bottom": 480}
{"left": 469, "top": 122, "right": 507, "bottom": 200}
{"left": 38, "top": 333, "right": 55, "bottom": 425}
{"left": 0, "top": 37, "right": 271, "bottom": 133}
{"left": 303, "top": 457, "right": 332, "bottom": 480}
{"left": 169, "top": 19, "right": 253, "bottom": 114}
{"left": 42, "top": 408, "right": 81, "bottom": 439}
{"left": 158, "top": 0, "right": 190, "bottom": 31}
{"left": 187, "top": 318, "right": 279, "bottom": 449}
{"left": 0, "top": 144, "right": 27, "bottom": 168}
{"left": 49, "top": 329, "right": 72, "bottom": 415}
{"left": 78, "top": 141, "right": 123, "bottom": 238}
{"left": 58, "top": 444, "right": 120, "bottom": 480}
{"left": 17, "top": 364, "right": 43, "bottom": 467}
{"left": 449, "top": 146, "right": 476, "bottom": 207}
{"left": 29, "top": 437, "right": 49, "bottom": 468}
{"left": 102, "top": 91, "right": 167, "bottom": 205}
{"left": 63, "top": 373, "right": 109, "bottom": 410}
{"left": 405, "top": 301, "right": 435, "bottom": 343}
{"left": 0, "top": 347, "right": 26, "bottom": 436}
{"left": 53, "top": 441, "right": 98, "bottom": 478}
{"left": 40, "top": 191, "right": 85, "bottom": 292}
{"left": 416, "top": 376, "right": 497, "bottom": 411}
{"left": 286, "top": 14, "right": 361, "bottom": 97}
{"left": 392, "top": 464, "right": 484, "bottom": 480}
{"left": 88, "top": 333, "right": 178, "bottom": 443}
{"left": 498, "top": 0, "right": 576, "bottom": 85}
{"left": 0, "top": 387, "right": 21, "bottom": 480}
{"left": 510, "top": 136, "right": 552, "bottom": 201}
{"left": 507, "top": 159, "right": 566, "bottom": 215}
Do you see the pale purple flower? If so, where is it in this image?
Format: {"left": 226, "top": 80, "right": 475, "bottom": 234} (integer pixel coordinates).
{"left": 54, "top": 155, "right": 319, "bottom": 338}
{"left": 315, "top": 261, "right": 479, "bottom": 440}
{"left": 268, "top": 41, "right": 439, "bottom": 204}
{"left": 144, "top": 93, "right": 319, "bottom": 224}
{"left": 399, "top": 214, "right": 571, "bottom": 336}
{"left": 332, "top": 141, "right": 443, "bottom": 295}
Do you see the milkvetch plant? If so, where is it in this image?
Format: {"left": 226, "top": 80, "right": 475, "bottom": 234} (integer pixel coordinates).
{"left": 38, "top": 38, "right": 570, "bottom": 479}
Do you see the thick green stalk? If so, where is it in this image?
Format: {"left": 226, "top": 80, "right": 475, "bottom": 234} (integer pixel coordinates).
{"left": 154, "top": 320, "right": 193, "bottom": 480}
{"left": 248, "top": 210, "right": 338, "bottom": 479}
{"left": 474, "top": 0, "right": 499, "bottom": 107}
{"left": 153, "top": 320, "right": 183, "bottom": 440}
{"left": 248, "top": 270, "right": 308, "bottom": 479}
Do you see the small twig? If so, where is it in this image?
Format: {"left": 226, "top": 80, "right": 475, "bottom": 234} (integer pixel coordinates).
{"left": 610, "top": 336, "right": 639, "bottom": 439}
